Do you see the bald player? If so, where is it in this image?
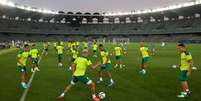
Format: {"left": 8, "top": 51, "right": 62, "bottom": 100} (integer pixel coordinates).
{"left": 57, "top": 50, "right": 100, "bottom": 101}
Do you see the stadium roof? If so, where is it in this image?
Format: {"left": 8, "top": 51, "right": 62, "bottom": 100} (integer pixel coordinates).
{"left": 10, "top": 0, "right": 197, "bottom": 13}
{"left": 0, "top": 0, "right": 201, "bottom": 24}
{"left": 0, "top": 0, "right": 201, "bottom": 15}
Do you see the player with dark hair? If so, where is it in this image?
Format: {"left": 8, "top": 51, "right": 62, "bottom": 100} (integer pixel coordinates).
{"left": 114, "top": 45, "right": 125, "bottom": 68}
{"left": 96, "top": 44, "right": 114, "bottom": 87}
{"left": 56, "top": 42, "right": 64, "bottom": 67}
{"left": 177, "top": 43, "right": 193, "bottom": 98}
{"left": 29, "top": 44, "right": 40, "bottom": 72}
{"left": 139, "top": 42, "right": 150, "bottom": 75}
{"left": 44, "top": 42, "right": 49, "bottom": 56}
{"left": 16, "top": 44, "right": 30, "bottom": 89}
{"left": 92, "top": 41, "right": 98, "bottom": 57}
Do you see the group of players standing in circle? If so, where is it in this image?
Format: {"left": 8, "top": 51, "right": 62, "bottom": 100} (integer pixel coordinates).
{"left": 16, "top": 41, "right": 193, "bottom": 100}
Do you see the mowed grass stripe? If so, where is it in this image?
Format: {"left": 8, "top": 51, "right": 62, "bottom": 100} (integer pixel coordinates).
{"left": 0, "top": 43, "right": 200, "bottom": 101}
{"left": 25, "top": 45, "right": 72, "bottom": 101}
{"left": 0, "top": 49, "right": 21, "bottom": 101}
{"left": 25, "top": 43, "right": 201, "bottom": 101}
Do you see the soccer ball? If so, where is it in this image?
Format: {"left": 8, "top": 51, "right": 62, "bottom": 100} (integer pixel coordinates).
{"left": 98, "top": 92, "right": 106, "bottom": 99}
{"left": 172, "top": 65, "right": 177, "bottom": 68}
{"left": 161, "top": 42, "right": 166, "bottom": 47}
{"left": 192, "top": 67, "right": 197, "bottom": 70}
{"left": 140, "top": 70, "right": 146, "bottom": 75}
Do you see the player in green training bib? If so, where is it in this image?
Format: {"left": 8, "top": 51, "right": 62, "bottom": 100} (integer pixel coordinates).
{"left": 56, "top": 42, "right": 64, "bottom": 67}
{"left": 92, "top": 41, "right": 98, "bottom": 57}
{"left": 96, "top": 44, "right": 114, "bottom": 87}
{"left": 71, "top": 46, "right": 78, "bottom": 62}
{"left": 176, "top": 43, "right": 193, "bottom": 98}
{"left": 57, "top": 50, "right": 100, "bottom": 101}
{"left": 68, "top": 46, "right": 79, "bottom": 70}
{"left": 60, "top": 41, "right": 64, "bottom": 46}
{"left": 16, "top": 44, "right": 30, "bottom": 89}
{"left": 53, "top": 42, "right": 57, "bottom": 50}
{"left": 114, "top": 45, "right": 125, "bottom": 68}
{"left": 83, "top": 41, "right": 88, "bottom": 49}
{"left": 29, "top": 44, "right": 40, "bottom": 72}
{"left": 43, "top": 42, "right": 49, "bottom": 56}
{"left": 139, "top": 42, "right": 150, "bottom": 75}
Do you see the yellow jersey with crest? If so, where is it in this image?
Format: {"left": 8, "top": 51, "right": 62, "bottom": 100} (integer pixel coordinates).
{"left": 140, "top": 47, "right": 149, "bottom": 58}
{"left": 73, "top": 57, "right": 92, "bottom": 76}
{"left": 180, "top": 52, "right": 192, "bottom": 71}
{"left": 114, "top": 47, "right": 122, "bottom": 56}
{"left": 100, "top": 50, "right": 111, "bottom": 64}
{"left": 17, "top": 50, "right": 29, "bottom": 66}
{"left": 29, "top": 49, "right": 39, "bottom": 59}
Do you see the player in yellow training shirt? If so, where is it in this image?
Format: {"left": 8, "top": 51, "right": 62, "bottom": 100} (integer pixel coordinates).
{"left": 29, "top": 44, "right": 40, "bottom": 72}
{"left": 56, "top": 42, "right": 64, "bottom": 67}
{"left": 60, "top": 41, "right": 64, "bottom": 46}
{"left": 53, "top": 42, "right": 57, "bottom": 50}
{"left": 114, "top": 45, "right": 125, "bottom": 68}
{"left": 83, "top": 42, "right": 88, "bottom": 49}
{"left": 139, "top": 42, "right": 150, "bottom": 75}
{"left": 44, "top": 42, "right": 49, "bottom": 56}
{"left": 57, "top": 50, "right": 100, "bottom": 101}
{"left": 68, "top": 46, "right": 79, "bottom": 71}
{"left": 16, "top": 44, "right": 30, "bottom": 89}
{"left": 177, "top": 43, "right": 193, "bottom": 98}
{"left": 92, "top": 41, "right": 98, "bottom": 57}
{"left": 96, "top": 44, "right": 114, "bottom": 87}
{"left": 76, "top": 41, "right": 80, "bottom": 48}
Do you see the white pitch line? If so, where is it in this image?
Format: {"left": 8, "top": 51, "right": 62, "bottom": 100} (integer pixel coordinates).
{"left": 19, "top": 50, "right": 45, "bottom": 101}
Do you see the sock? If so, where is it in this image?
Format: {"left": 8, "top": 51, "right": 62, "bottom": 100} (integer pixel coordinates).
{"left": 110, "top": 79, "right": 114, "bottom": 83}
{"left": 142, "top": 69, "right": 145, "bottom": 71}
{"left": 35, "top": 67, "right": 39, "bottom": 70}
{"left": 186, "top": 89, "right": 189, "bottom": 92}
{"left": 60, "top": 93, "right": 65, "bottom": 97}
{"left": 92, "top": 94, "right": 96, "bottom": 98}
{"left": 21, "top": 82, "right": 25, "bottom": 84}
{"left": 69, "top": 66, "right": 72, "bottom": 70}
{"left": 99, "top": 77, "right": 103, "bottom": 81}
{"left": 182, "top": 92, "right": 187, "bottom": 95}
{"left": 21, "top": 82, "right": 27, "bottom": 87}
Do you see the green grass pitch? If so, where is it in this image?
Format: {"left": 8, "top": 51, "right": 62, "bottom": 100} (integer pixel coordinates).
{"left": 0, "top": 43, "right": 200, "bottom": 101}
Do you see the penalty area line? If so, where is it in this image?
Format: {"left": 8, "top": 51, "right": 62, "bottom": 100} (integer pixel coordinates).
{"left": 19, "top": 50, "right": 45, "bottom": 101}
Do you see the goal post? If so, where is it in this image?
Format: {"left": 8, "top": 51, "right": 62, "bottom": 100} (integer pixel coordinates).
{"left": 112, "top": 38, "right": 130, "bottom": 45}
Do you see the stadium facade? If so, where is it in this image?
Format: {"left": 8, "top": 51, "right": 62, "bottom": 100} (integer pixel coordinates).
{"left": 0, "top": 1, "right": 201, "bottom": 42}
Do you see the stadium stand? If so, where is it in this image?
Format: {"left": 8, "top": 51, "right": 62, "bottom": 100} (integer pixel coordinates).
{"left": 0, "top": 2, "right": 201, "bottom": 42}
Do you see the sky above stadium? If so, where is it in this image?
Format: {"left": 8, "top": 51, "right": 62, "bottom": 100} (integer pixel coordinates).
{"left": 11, "top": 0, "right": 192, "bottom": 12}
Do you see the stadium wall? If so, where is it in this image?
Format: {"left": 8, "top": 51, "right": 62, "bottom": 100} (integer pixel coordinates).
{"left": 0, "top": 18, "right": 201, "bottom": 42}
